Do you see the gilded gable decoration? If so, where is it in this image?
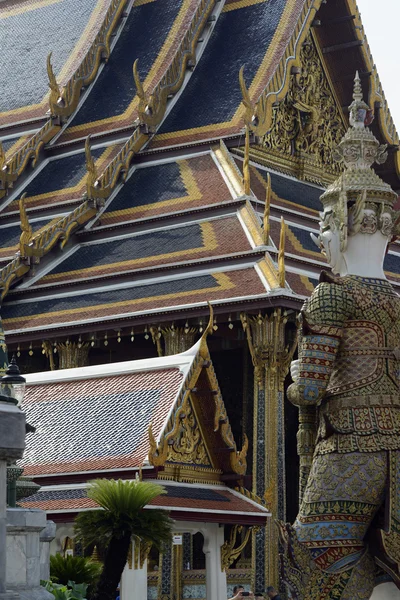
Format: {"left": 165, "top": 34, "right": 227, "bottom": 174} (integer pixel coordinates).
{"left": 166, "top": 400, "right": 212, "bottom": 467}
{"left": 262, "top": 33, "right": 346, "bottom": 182}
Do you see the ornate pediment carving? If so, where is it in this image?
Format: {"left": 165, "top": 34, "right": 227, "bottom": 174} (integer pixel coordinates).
{"left": 261, "top": 33, "right": 346, "bottom": 183}
{"left": 166, "top": 400, "right": 212, "bottom": 467}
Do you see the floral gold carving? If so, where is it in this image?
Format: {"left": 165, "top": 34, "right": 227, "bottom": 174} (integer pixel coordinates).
{"left": 167, "top": 401, "right": 211, "bottom": 466}
{"left": 262, "top": 34, "right": 346, "bottom": 175}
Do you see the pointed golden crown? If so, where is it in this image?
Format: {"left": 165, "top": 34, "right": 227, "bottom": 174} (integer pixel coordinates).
{"left": 320, "top": 72, "right": 398, "bottom": 243}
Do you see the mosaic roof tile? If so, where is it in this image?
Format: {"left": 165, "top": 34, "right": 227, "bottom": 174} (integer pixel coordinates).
{"left": 3, "top": 145, "right": 120, "bottom": 214}
{"left": 37, "top": 216, "right": 251, "bottom": 284}
{"left": 21, "top": 368, "right": 184, "bottom": 475}
{"left": 3, "top": 268, "right": 267, "bottom": 332}
{"left": 0, "top": 0, "right": 109, "bottom": 125}
{"left": 21, "top": 484, "right": 269, "bottom": 517}
{"left": 158, "top": 0, "right": 288, "bottom": 134}
{"left": 98, "top": 154, "right": 232, "bottom": 225}
{"left": 246, "top": 162, "right": 323, "bottom": 215}
{"left": 67, "top": 0, "right": 182, "bottom": 133}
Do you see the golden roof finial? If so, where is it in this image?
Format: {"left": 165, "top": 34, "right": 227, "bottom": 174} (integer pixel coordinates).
{"left": 263, "top": 173, "right": 271, "bottom": 244}
{"left": 46, "top": 53, "right": 60, "bottom": 113}
{"left": 19, "top": 193, "right": 33, "bottom": 255}
{"left": 278, "top": 216, "right": 286, "bottom": 288}
{"left": 0, "top": 141, "right": 5, "bottom": 171}
{"left": 239, "top": 66, "right": 252, "bottom": 116}
{"left": 242, "top": 125, "right": 251, "bottom": 195}
{"left": 85, "top": 136, "right": 98, "bottom": 198}
{"left": 133, "top": 59, "right": 145, "bottom": 102}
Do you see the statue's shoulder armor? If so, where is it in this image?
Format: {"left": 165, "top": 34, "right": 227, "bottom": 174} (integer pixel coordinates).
{"left": 302, "top": 275, "right": 352, "bottom": 334}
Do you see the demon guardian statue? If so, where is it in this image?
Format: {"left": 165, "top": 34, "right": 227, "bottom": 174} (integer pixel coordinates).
{"left": 280, "top": 74, "right": 400, "bottom": 599}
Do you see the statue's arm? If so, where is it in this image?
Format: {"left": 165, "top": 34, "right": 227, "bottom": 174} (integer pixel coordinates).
{"left": 287, "top": 282, "right": 350, "bottom": 407}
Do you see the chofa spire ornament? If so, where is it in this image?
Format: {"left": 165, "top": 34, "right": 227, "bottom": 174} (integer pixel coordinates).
{"left": 318, "top": 72, "right": 399, "bottom": 252}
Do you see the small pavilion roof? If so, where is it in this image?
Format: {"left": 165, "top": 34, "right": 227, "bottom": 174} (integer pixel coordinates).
{"left": 21, "top": 480, "right": 270, "bottom": 525}
{"left": 20, "top": 332, "right": 248, "bottom": 480}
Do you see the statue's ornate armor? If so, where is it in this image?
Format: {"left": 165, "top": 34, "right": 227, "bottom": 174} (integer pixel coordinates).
{"left": 289, "top": 273, "right": 400, "bottom": 454}
{"left": 283, "top": 274, "right": 400, "bottom": 598}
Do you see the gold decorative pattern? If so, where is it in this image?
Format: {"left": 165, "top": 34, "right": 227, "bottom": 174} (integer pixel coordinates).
{"left": 166, "top": 400, "right": 212, "bottom": 467}
{"left": 241, "top": 309, "right": 297, "bottom": 588}
{"left": 242, "top": 125, "right": 251, "bottom": 195}
{"left": 148, "top": 306, "right": 247, "bottom": 478}
{"left": 221, "top": 525, "right": 255, "bottom": 572}
{"left": 0, "top": 198, "right": 99, "bottom": 300}
{"left": 85, "top": 136, "right": 99, "bottom": 198}
{"left": 262, "top": 32, "right": 346, "bottom": 180}
{"left": 47, "top": 53, "right": 61, "bottom": 115}
{"left": 278, "top": 217, "right": 286, "bottom": 288}
{"left": 88, "top": 126, "right": 148, "bottom": 199}
{"left": 18, "top": 193, "right": 33, "bottom": 255}
{"left": 148, "top": 423, "right": 168, "bottom": 467}
{"left": 56, "top": 342, "right": 90, "bottom": 369}
{"left": 263, "top": 173, "right": 271, "bottom": 244}
{"left": 1, "top": 120, "right": 59, "bottom": 199}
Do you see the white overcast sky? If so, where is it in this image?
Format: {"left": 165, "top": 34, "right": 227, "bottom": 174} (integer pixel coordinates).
{"left": 357, "top": 0, "right": 399, "bottom": 131}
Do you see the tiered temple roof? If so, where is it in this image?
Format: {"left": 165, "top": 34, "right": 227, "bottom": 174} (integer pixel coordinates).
{"left": 1, "top": 0, "right": 399, "bottom": 358}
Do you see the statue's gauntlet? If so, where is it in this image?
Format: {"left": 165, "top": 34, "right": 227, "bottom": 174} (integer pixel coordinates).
{"left": 287, "top": 333, "right": 341, "bottom": 407}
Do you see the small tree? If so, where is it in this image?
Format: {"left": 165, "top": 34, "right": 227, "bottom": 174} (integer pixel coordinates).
{"left": 75, "top": 479, "right": 173, "bottom": 600}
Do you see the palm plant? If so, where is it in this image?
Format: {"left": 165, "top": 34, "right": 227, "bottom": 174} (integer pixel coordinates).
{"left": 75, "top": 479, "right": 173, "bottom": 600}
{"left": 50, "top": 555, "right": 101, "bottom": 597}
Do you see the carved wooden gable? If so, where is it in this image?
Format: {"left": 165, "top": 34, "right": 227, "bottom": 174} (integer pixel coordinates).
{"left": 260, "top": 32, "right": 346, "bottom": 183}
{"left": 166, "top": 396, "right": 213, "bottom": 468}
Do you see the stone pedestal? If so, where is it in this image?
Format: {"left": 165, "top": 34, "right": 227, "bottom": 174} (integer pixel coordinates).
{"left": 39, "top": 521, "right": 56, "bottom": 582}
{"left": 6, "top": 508, "right": 53, "bottom": 600}
{"left": 371, "top": 583, "right": 400, "bottom": 599}
{"left": 0, "top": 402, "right": 26, "bottom": 597}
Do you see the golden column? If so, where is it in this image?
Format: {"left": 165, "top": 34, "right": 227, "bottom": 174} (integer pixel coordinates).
{"left": 241, "top": 310, "right": 295, "bottom": 591}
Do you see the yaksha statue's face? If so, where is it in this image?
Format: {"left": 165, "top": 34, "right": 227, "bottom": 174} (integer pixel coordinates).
{"left": 318, "top": 207, "right": 343, "bottom": 274}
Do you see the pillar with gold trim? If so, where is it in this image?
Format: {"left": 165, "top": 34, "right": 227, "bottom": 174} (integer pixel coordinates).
{"left": 241, "top": 310, "right": 295, "bottom": 592}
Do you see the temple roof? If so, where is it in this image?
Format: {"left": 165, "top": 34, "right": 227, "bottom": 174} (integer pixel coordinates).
{"left": 1, "top": 0, "right": 399, "bottom": 347}
{"left": 22, "top": 481, "right": 270, "bottom": 524}
{"left": 20, "top": 334, "right": 248, "bottom": 480}
{"left": 0, "top": 0, "right": 112, "bottom": 129}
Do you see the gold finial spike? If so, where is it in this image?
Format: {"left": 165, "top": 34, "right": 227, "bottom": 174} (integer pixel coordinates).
{"left": 85, "top": 135, "right": 98, "bottom": 197}
{"left": 239, "top": 66, "right": 252, "bottom": 113}
{"left": 46, "top": 52, "right": 60, "bottom": 112}
{"left": 242, "top": 125, "right": 251, "bottom": 195}
{"left": 263, "top": 173, "right": 271, "bottom": 244}
{"left": 278, "top": 216, "right": 286, "bottom": 288}
{"left": 133, "top": 59, "right": 145, "bottom": 101}
{"left": 19, "top": 193, "right": 33, "bottom": 254}
{"left": 0, "top": 141, "right": 5, "bottom": 170}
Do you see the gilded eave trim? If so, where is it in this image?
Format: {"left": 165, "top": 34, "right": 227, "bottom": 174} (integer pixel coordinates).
{"left": 0, "top": 198, "right": 99, "bottom": 301}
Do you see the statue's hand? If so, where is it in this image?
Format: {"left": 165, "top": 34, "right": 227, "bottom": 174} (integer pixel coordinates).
{"left": 290, "top": 359, "right": 300, "bottom": 382}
